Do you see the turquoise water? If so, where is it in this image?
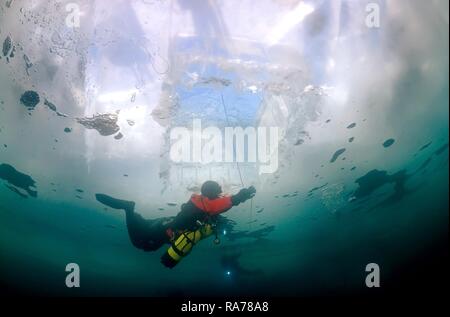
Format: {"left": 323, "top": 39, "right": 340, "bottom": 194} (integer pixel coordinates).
{"left": 1, "top": 152, "right": 448, "bottom": 296}
{"left": 0, "top": 0, "right": 448, "bottom": 296}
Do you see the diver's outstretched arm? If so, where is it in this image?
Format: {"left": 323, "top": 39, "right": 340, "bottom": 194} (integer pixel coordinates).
{"left": 231, "top": 186, "right": 256, "bottom": 206}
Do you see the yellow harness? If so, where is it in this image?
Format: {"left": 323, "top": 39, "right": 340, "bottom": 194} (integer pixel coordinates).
{"left": 165, "top": 224, "right": 214, "bottom": 264}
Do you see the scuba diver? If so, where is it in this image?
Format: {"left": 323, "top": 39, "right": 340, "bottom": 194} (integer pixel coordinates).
{"left": 95, "top": 181, "right": 256, "bottom": 268}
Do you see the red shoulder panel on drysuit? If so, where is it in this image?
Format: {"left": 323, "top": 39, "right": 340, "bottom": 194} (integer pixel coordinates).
{"left": 190, "top": 194, "right": 232, "bottom": 215}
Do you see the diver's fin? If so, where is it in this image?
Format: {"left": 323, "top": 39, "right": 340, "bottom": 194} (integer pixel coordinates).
{"left": 95, "top": 193, "right": 135, "bottom": 212}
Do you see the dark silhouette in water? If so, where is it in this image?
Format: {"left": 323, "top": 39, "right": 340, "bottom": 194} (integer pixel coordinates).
{"left": 95, "top": 181, "right": 256, "bottom": 268}
{"left": 348, "top": 140, "right": 448, "bottom": 213}
{"left": 352, "top": 140, "right": 448, "bottom": 208}
{"left": 350, "top": 168, "right": 417, "bottom": 211}
{"left": 353, "top": 169, "right": 408, "bottom": 199}
{"left": 0, "top": 163, "right": 37, "bottom": 197}
{"left": 220, "top": 252, "right": 264, "bottom": 278}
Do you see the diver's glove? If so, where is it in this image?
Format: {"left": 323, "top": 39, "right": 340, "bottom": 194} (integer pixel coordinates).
{"left": 231, "top": 186, "right": 256, "bottom": 206}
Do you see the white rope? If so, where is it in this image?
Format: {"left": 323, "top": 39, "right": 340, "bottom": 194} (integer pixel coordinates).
{"left": 220, "top": 93, "right": 254, "bottom": 231}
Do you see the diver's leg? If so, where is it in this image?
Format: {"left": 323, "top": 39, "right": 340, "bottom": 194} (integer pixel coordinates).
{"left": 95, "top": 193, "right": 135, "bottom": 212}
{"left": 123, "top": 210, "right": 176, "bottom": 251}
{"left": 95, "top": 193, "right": 172, "bottom": 251}
{"left": 137, "top": 217, "right": 174, "bottom": 251}
{"left": 95, "top": 193, "right": 151, "bottom": 248}
{"left": 124, "top": 210, "right": 149, "bottom": 248}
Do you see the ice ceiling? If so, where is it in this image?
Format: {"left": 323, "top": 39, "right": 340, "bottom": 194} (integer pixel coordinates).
{"left": 0, "top": 0, "right": 448, "bottom": 222}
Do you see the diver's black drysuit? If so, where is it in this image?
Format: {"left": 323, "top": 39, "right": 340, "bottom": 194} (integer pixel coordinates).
{"left": 125, "top": 211, "right": 174, "bottom": 251}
